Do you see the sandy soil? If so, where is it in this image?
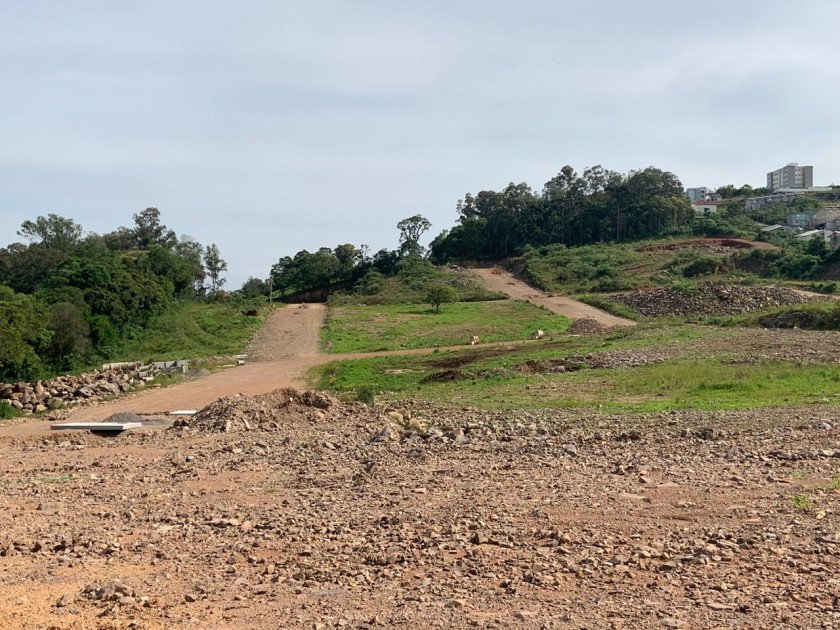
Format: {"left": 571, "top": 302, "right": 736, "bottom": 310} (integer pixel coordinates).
{"left": 473, "top": 268, "right": 636, "bottom": 327}
{"left": 0, "top": 400, "right": 838, "bottom": 629}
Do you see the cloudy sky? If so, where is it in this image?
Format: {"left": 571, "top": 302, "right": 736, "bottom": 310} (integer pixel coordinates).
{"left": 2, "top": 1, "right": 839, "bottom": 285}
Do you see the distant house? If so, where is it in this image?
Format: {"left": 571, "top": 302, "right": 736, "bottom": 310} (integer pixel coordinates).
{"left": 692, "top": 200, "right": 720, "bottom": 215}
{"left": 814, "top": 207, "right": 840, "bottom": 231}
{"left": 796, "top": 229, "right": 839, "bottom": 250}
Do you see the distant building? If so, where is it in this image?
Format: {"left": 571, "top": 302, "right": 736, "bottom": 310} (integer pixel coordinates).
{"left": 685, "top": 187, "right": 709, "bottom": 202}
{"left": 813, "top": 207, "right": 840, "bottom": 231}
{"left": 767, "top": 163, "right": 813, "bottom": 190}
{"left": 796, "top": 229, "right": 839, "bottom": 250}
{"left": 788, "top": 211, "right": 816, "bottom": 229}
{"left": 692, "top": 200, "right": 720, "bottom": 215}
{"left": 745, "top": 191, "right": 805, "bottom": 210}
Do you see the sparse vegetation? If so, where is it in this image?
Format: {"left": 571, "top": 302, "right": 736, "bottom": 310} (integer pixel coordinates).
{"left": 792, "top": 492, "right": 811, "bottom": 512}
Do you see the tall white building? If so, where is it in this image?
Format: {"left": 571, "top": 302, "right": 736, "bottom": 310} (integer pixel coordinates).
{"left": 767, "top": 163, "right": 813, "bottom": 190}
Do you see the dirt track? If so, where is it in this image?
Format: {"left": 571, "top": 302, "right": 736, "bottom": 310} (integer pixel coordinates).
{"left": 246, "top": 304, "right": 325, "bottom": 361}
{"left": 473, "top": 267, "right": 636, "bottom": 327}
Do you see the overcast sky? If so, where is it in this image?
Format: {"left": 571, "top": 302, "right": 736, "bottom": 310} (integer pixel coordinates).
{"left": 2, "top": 1, "right": 839, "bottom": 285}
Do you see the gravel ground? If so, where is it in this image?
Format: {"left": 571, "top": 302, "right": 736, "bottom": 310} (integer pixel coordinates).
{"left": 1, "top": 395, "right": 838, "bottom": 629}
{"left": 246, "top": 305, "right": 325, "bottom": 361}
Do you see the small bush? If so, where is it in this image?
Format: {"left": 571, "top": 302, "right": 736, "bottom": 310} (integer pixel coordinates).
{"left": 809, "top": 281, "right": 837, "bottom": 294}
{"left": 354, "top": 269, "right": 385, "bottom": 296}
{"left": 0, "top": 402, "right": 21, "bottom": 420}
{"left": 792, "top": 492, "right": 811, "bottom": 512}
{"left": 682, "top": 256, "right": 727, "bottom": 278}
{"left": 355, "top": 385, "right": 376, "bottom": 405}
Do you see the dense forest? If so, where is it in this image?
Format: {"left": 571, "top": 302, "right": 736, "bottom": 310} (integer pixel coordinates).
{"left": 429, "top": 166, "right": 693, "bottom": 261}
{"left": 0, "top": 209, "right": 227, "bottom": 381}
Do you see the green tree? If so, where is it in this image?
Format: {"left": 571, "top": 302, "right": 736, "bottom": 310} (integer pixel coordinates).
{"left": 203, "top": 243, "right": 228, "bottom": 293}
{"left": 0, "top": 286, "right": 49, "bottom": 381}
{"left": 133, "top": 207, "right": 176, "bottom": 249}
{"left": 175, "top": 236, "right": 206, "bottom": 291}
{"left": 397, "top": 214, "right": 432, "bottom": 257}
{"left": 239, "top": 277, "right": 268, "bottom": 298}
{"left": 44, "top": 302, "right": 90, "bottom": 370}
{"left": 18, "top": 214, "right": 83, "bottom": 252}
{"left": 334, "top": 244, "right": 362, "bottom": 277}
{"left": 425, "top": 282, "right": 458, "bottom": 312}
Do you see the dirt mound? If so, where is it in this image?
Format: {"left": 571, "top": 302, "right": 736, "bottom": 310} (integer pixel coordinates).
{"left": 175, "top": 387, "right": 339, "bottom": 432}
{"left": 567, "top": 317, "right": 608, "bottom": 334}
{"left": 421, "top": 368, "right": 468, "bottom": 383}
{"left": 613, "top": 282, "right": 812, "bottom": 317}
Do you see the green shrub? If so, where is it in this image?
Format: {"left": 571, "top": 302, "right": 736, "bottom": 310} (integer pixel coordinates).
{"left": 0, "top": 402, "right": 22, "bottom": 419}
{"left": 354, "top": 269, "right": 385, "bottom": 295}
{"left": 355, "top": 385, "right": 376, "bottom": 405}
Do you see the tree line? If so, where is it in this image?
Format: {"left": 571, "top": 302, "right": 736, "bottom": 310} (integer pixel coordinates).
{"left": 0, "top": 209, "right": 228, "bottom": 381}
{"left": 429, "top": 166, "right": 693, "bottom": 261}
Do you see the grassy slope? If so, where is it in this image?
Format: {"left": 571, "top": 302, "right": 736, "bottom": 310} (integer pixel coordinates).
{"left": 322, "top": 300, "right": 570, "bottom": 353}
{"left": 117, "top": 302, "right": 263, "bottom": 362}
{"left": 311, "top": 325, "right": 840, "bottom": 412}
{"left": 518, "top": 238, "right": 766, "bottom": 295}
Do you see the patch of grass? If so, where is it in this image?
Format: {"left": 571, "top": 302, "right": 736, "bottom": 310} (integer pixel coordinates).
{"left": 828, "top": 476, "right": 840, "bottom": 492}
{"left": 0, "top": 402, "right": 24, "bottom": 420}
{"left": 792, "top": 492, "right": 811, "bottom": 512}
{"left": 36, "top": 475, "right": 76, "bottom": 484}
{"left": 311, "top": 328, "right": 840, "bottom": 412}
{"left": 322, "top": 300, "right": 570, "bottom": 353}
{"left": 331, "top": 263, "right": 506, "bottom": 306}
{"left": 576, "top": 294, "right": 638, "bottom": 320}
{"left": 117, "top": 302, "right": 263, "bottom": 362}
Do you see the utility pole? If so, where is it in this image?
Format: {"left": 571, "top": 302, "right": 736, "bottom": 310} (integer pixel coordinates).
{"left": 267, "top": 276, "right": 274, "bottom": 309}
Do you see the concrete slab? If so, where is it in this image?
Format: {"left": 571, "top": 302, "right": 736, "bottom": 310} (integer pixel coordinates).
{"left": 51, "top": 422, "right": 143, "bottom": 432}
{"left": 168, "top": 410, "right": 197, "bottom": 416}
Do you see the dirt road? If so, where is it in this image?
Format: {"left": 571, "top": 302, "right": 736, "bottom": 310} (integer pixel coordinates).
{"left": 473, "top": 267, "right": 636, "bottom": 327}
{"left": 0, "top": 305, "right": 543, "bottom": 435}
{"left": 246, "top": 304, "right": 324, "bottom": 361}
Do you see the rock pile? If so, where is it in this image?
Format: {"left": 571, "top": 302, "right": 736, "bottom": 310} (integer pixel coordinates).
{"left": 175, "top": 387, "right": 339, "bottom": 432}
{"left": 613, "top": 282, "right": 812, "bottom": 317}
{"left": 0, "top": 364, "right": 158, "bottom": 414}
{"left": 566, "top": 317, "right": 608, "bottom": 334}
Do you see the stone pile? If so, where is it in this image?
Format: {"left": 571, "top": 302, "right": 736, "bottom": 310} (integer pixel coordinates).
{"left": 0, "top": 363, "right": 158, "bottom": 414}
{"left": 566, "top": 317, "right": 608, "bottom": 334}
{"left": 174, "top": 387, "right": 339, "bottom": 432}
{"left": 613, "top": 282, "right": 812, "bottom": 317}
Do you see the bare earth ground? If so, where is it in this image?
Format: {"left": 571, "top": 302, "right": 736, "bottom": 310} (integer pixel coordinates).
{"left": 2, "top": 285, "right": 840, "bottom": 628}
{"left": 472, "top": 268, "right": 636, "bottom": 327}
{"left": 246, "top": 304, "right": 325, "bottom": 361}
{"left": 1, "top": 402, "right": 839, "bottom": 629}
